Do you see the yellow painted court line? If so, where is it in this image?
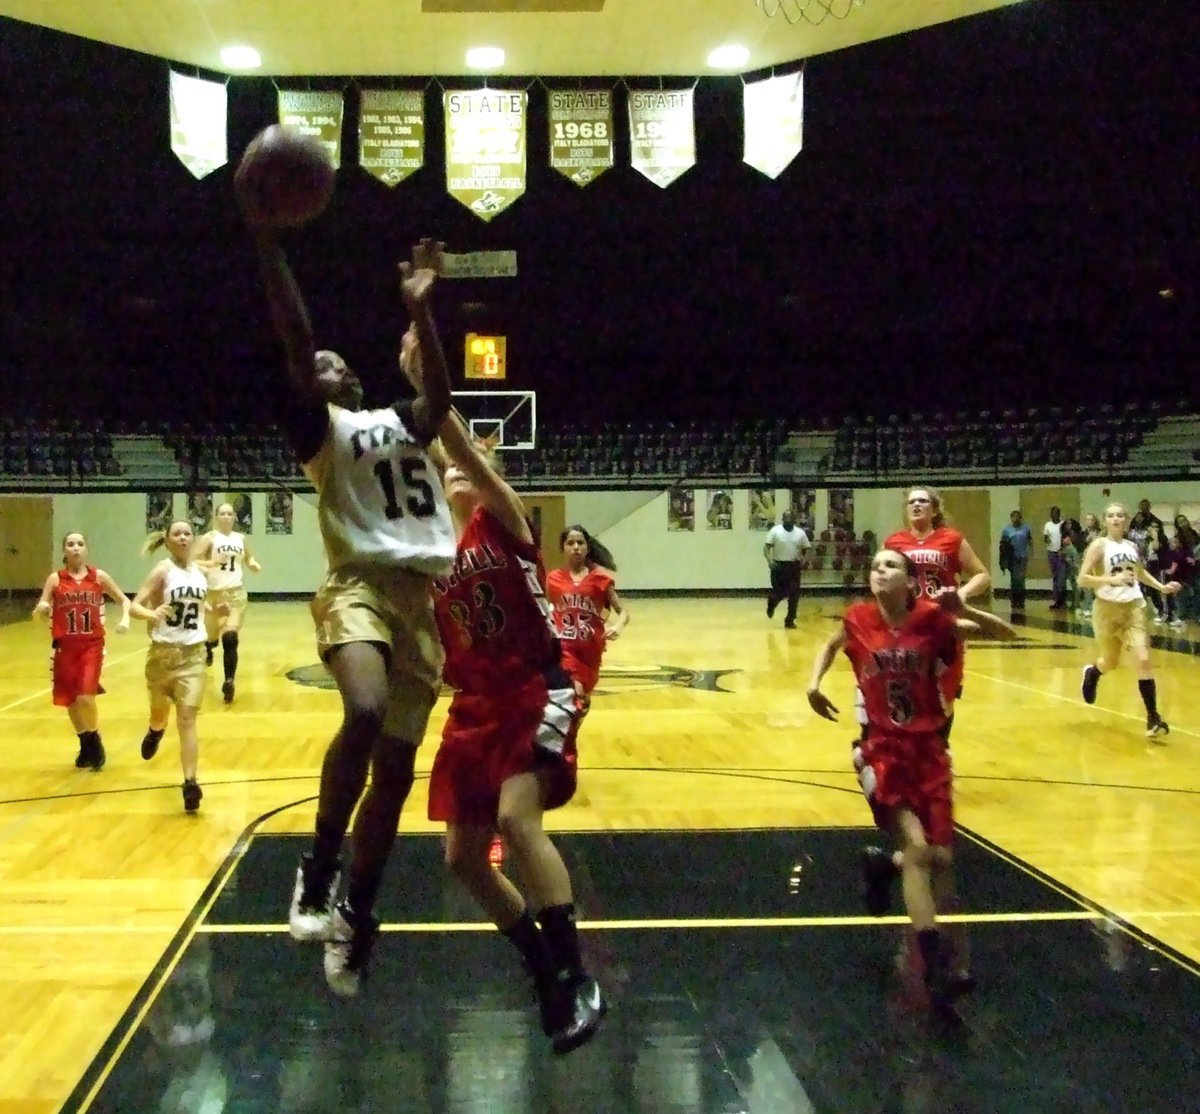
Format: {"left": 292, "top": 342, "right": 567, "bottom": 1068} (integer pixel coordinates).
{"left": 195, "top": 910, "right": 1103, "bottom": 934}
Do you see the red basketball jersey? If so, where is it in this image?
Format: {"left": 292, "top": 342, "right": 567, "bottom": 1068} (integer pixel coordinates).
{"left": 545, "top": 566, "right": 613, "bottom": 676}
{"left": 842, "top": 598, "right": 959, "bottom": 735}
{"left": 884, "top": 526, "right": 964, "bottom": 599}
{"left": 51, "top": 566, "right": 106, "bottom": 642}
{"left": 433, "top": 506, "right": 560, "bottom": 693}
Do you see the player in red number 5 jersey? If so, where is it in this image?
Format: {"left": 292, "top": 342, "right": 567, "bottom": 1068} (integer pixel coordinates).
{"left": 546, "top": 525, "right": 629, "bottom": 700}
{"left": 32, "top": 532, "right": 131, "bottom": 771}
{"left": 428, "top": 410, "right": 606, "bottom": 1056}
{"left": 807, "top": 548, "right": 1014, "bottom": 1014}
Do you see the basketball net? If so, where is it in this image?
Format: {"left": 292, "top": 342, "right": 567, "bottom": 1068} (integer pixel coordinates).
{"left": 756, "top": 0, "right": 863, "bottom": 26}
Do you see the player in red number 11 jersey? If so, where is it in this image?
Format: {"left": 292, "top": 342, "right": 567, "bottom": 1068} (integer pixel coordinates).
{"left": 32, "top": 532, "right": 131, "bottom": 771}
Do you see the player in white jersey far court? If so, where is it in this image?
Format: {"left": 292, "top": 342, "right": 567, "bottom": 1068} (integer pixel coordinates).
{"left": 1079, "top": 502, "right": 1181, "bottom": 738}
{"left": 195, "top": 502, "right": 262, "bottom": 703}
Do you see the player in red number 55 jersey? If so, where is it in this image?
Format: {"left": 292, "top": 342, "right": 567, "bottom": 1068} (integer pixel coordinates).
{"left": 807, "top": 548, "right": 1014, "bottom": 1014}
{"left": 428, "top": 409, "right": 606, "bottom": 1057}
{"left": 32, "top": 532, "right": 131, "bottom": 771}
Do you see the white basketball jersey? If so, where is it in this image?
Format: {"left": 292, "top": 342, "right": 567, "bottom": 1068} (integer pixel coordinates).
{"left": 303, "top": 404, "right": 455, "bottom": 576}
{"left": 207, "top": 531, "right": 246, "bottom": 590}
{"left": 1096, "top": 538, "right": 1142, "bottom": 604}
{"left": 153, "top": 562, "right": 209, "bottom": 645}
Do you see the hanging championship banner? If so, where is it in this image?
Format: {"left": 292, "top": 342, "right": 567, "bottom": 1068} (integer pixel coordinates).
{"left": 743, "top": 71, "right": 804, "bottom": 180}
{"left": 168, "top": 71, "right": 227, "bottom": 180}
{"left": 359, "top": 89, "right": 424, "bottom": 186}
{"left": 548, "top": 89, "right": 613, "bottom": 187}
{"left": 444, "top": 89, "right": 527, "bottom": 221}
{"left": 277, "top": 90, "right": 344, "bottom": 169}
{"left": 628, "top": 89, "right": 695, "bottom": 189}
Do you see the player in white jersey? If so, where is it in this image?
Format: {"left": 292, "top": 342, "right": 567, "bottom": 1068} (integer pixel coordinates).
{"left": 240, "top": 180, "right": 456, "bottom": 996}
{"left": 195, "top": 502, "right": 262, "bottom": 703}
{"left": 130, "top": 520, "right": 228, "bottom": 811}
{"left": 1079, "top": 502, "right": 1181, "bottom": 738}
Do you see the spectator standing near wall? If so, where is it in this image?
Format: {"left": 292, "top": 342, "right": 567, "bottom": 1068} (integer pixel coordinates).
{"left": 1043, "top": 506, "right": 1066, "bottom": 610}
{"left": 999, "top": 510, "right": 1032, "bottom": 612}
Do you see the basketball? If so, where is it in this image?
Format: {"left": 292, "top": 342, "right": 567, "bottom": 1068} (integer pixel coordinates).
{"left": 236, "top": 125, "right": 335, "bottom": 228}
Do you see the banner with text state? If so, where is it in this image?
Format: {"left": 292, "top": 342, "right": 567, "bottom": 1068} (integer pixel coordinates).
{"left": 548, "top": 88, "right": 613, "bottom": 187}
{"left": 359, "top": 89, "right": 424, "bottom": 186}
{"left": 277, "top": 90, "right": 344, "bottom": 169}
{"left": 628, "top": 88, "right": 695, "bottom": 189}
{"left": 444, "top": 89, "right": 527, "bottom": 221}
{"left": 743, "top": 71, "right": 804, "bottom": 180}
{"left": 169, "top": 71, "right": 227, "bottom": 180}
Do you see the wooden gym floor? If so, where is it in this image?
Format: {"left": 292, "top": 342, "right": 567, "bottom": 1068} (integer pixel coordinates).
{"left": 1, "top": 595, "right": 1198, "bottom": 1112}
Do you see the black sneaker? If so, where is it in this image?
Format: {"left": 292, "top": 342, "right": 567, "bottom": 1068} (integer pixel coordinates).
{"left": 324, "top": 900, "right": 380, "bottom": 998}
{"left": 861, "top": 846, "right": 898, "bottom": 916}
{"left": 141, "top": 729, "right": 163, "bottom": 761}
{"left": 90, "top": 737, "right": 106, "bottom": 771}
{"left": 289, "top": 854, "right": 343, "bottom": 941}
{"left": 767, "top": 599, "right": 777, "bottom": 619}
{"left": 182, "top": 779, "right": 203, "bottom": 812}
{"left": 551, "top": 975, "right": 607, "bottom": 1055}
{"left": 222, "top": 680, "right": 235, "bottom": 704}
{"left": 74, "top": 740, "right": 89, "bottom": 768}
{"left": 1081, "top": 665, "right": 1100, "bottom": 705}
{"left": 1146, "top": 715, "right": 1170, "bottom": 740}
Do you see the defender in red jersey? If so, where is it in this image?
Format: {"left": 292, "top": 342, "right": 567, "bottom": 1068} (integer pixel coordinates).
{"left": 546, "top": 525, "right": 629, "bottom": 699}
{"left": 429, "top": 409, "right": 606, "bottom": 1056}
{"left": 808, "top": 547, "right": 1014, "bottom": 1014}
{"left": 32, "top": 532, "right": 131, "bottom": 771}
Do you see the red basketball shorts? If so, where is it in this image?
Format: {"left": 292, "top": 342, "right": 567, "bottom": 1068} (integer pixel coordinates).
{"left": 428, "top": 669, "right": 581, "bottom": 826}
{"left": 52, "top": 639, "right": 104, "bottom": 707}
{"left": 852, "top": 732, "right": 953, "bottom": 846}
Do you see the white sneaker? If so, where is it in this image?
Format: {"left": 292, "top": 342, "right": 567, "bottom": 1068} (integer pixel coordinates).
{"left": 324, "top": 901, "right": 379, "bottom": 998}
{"left": 289, "top": 855, "right": 341, "bottom": 942}
{"left": 1152, "top": 614, "right": 1165, "bottom": 625}
{"left": 1169, "top": 619, "right": 1185, "bottom": 629}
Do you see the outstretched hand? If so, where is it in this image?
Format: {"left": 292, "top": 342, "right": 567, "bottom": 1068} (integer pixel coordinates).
{"left": 807, "top": 688, "right": 839, "bottom": 722}
{"left": 399, "top": 238, "right": 444, "bottom": 312}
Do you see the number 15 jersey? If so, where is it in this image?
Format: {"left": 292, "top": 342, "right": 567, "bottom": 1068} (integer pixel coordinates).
{"left": 301, "top": 402, "right": 455, "bottom": 577}
{"left": 841, "top": 598, "right": 959, "bottom": 737}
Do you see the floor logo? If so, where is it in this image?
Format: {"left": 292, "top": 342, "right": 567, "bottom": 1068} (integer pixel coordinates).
{"left": 287, "top": 662, "right": 739, "bottom": 695}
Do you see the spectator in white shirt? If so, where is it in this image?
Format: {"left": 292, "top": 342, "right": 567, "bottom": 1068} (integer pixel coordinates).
{"left": 1043, "top": 506, "right": 1067, "bottom": 610}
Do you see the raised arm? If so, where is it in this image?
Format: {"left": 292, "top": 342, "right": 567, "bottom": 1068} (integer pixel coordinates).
{"left": 95, "top": 569, "right": 132, "bottom": 633}
{"left": 806, "top": 626, "right": 848, "bottom": 721}
{"left": 438, "top": 410, "right": 532, "bottom": 545}
{"left": 398, "top": 239, "right": 452, "bottom": 438}
{"left": 247, "top": 228, "right": 319, "bottom": 402}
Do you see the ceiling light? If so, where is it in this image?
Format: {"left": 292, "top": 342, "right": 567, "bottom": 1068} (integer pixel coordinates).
{"left": 707, "top": 44, "right": 750, "bottom": 70}
{"left": 466, "top": 46, "right": 505, "bottom": 70}
{"left": 220, "top": 45, "right": 262, "bottom": 70}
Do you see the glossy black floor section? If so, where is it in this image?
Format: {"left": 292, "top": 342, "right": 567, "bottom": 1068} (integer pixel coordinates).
{"left": 74, "top": 831, "right": 1200, "bottom": 1113}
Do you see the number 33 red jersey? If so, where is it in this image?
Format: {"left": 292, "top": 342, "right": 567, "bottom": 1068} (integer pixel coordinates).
{"left": 433, "top": 506, "right": 561, "bottom": 693}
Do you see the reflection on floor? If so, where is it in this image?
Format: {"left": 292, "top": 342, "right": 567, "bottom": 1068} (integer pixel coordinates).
{"left": 73, "top": 831, "right": 1200, "bottom": 1113}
